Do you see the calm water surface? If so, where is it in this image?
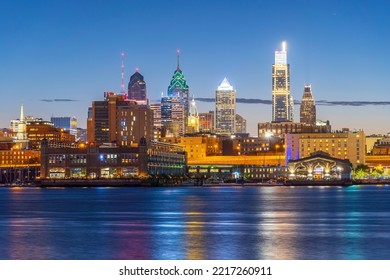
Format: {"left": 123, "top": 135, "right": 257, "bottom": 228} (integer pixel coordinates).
{"left": 0, "top": 185, "right": 389, "bottom": 260}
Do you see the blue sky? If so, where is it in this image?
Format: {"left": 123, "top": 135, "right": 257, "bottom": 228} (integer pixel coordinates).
{"left": 1, "top": 0, "right": 390, "bottom": 135}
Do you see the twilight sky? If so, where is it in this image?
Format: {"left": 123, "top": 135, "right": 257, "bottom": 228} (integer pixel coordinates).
{"left": 1, "top": 0, "right": 390, "bottom": 135}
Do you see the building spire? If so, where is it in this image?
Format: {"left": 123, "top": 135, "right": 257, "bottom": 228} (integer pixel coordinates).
{"left": 176, "top": 49, "right": 180, "bottom": 70}
{"left": 120, "top": 51, "right": 125, "bottom": 94}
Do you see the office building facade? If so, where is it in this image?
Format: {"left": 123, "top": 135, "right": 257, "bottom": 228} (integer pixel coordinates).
{"left": 215, "top": 78, "right": 236, "bottom": 135}
{"left": 272, "top": 42, "right": 294, "bottom": 122}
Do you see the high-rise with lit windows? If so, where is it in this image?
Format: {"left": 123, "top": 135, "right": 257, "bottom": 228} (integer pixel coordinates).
{"left": 300, "top": 84, "right": 316, "bottom": 125}
{"left": 127, "top": 69, "right": 147, "bottom": 102}
{"left": 215, "top": 78, "right": 236, "bottom": 135}
{"left": 272, "top": 41, "right": 294, "bottom": 122}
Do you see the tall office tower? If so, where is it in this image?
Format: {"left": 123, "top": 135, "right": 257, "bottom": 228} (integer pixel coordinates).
{"left": 150, "top": 103, "right": 162, "bottom": 130}
{"left": 51, "top": 117, "right": 78, "bottom": 137}
{"left": 167, "top": 50, "right": 190, "bottom": 126}
{"left": 215, "top": 78, "right": 236, "bottom": 135}
{"left": 300, "top": 84, "right": 316, "bottom": 126}
{"left": 187, "top": 96, "right": 199, "bottom": 133}
{"left": 272, "top": 41, "right": 293, "bottom": 122}
{"left": 89, "top": 94, "right": 153, "bottom": 146}
{"left": 127, "top": 69, "right": 147, "bottom": 102}
{"left": 161, "top": 96, "right": 185, "bottom": 137}
{"left": 235, "top": 114, "right": 247, "bottom": 134}
{"left": 199, "top": 111, "right": 214, "bottom": 133}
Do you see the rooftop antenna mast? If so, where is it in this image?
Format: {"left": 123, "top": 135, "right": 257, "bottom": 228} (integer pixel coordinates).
{"left": 177, "top": 49, "right": 180, "bottom": 70}
{"left": 120, "top": 51, "right": 126, "bottom": 97}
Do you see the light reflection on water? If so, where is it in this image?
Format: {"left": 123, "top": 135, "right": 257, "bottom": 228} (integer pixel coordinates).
{"left": 0, "top": 185, "right": 390, "bottom": 259}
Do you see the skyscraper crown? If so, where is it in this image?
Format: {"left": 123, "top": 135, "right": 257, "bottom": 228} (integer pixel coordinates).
{"left": 217, "top": 77, "right": 234, "bottom": 91}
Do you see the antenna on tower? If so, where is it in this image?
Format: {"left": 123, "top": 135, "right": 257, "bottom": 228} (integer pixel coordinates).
{"left": 120, "top": 51, "right": 126, "bottom": 95}
{"left": 176, "top": 49, "right": 180, "bottom": 70}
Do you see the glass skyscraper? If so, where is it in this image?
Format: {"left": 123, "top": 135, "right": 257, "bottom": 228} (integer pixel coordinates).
{"left": 160, "top": 51, "right": 189, "bottom": 136}
{"left": 127, "top": 70, "right": 147, "bottom": 102}
{"left": 272, "top": 41, "right": 294, "bottom": 122}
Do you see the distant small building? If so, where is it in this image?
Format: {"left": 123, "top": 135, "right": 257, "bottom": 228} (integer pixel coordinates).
{"left": 50, "top": 116, "right": 77, "bottom": 137}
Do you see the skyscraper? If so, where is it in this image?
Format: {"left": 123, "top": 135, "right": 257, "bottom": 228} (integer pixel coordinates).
{"left": 161, "top": 96, "right": 185, "bottom": 137}
{"left": 215, "top": 78, "right": 236, "bottom": 135}
{"left": 89, "top": 94, "right": 153, "bottom": 146}
{"left": 167, "top": 50, "right": 190, "bottom": 124}
{"left": 161, "top": 50, "right": 189, "bottom": 136}
{"left": 272, "top": 41, "right": 294, "bottom": 122}
{"left": 300, "top": 84, "right": 316, "bottom": 126}
{"left": 127, "top": 69, "right": 147, "bottom": 102}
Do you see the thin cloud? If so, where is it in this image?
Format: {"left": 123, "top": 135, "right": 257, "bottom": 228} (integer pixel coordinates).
{"left": 196, "top": 97, "right": 390, "bottom": 107}
{"left": 41, "top": 99, "right": 78, "bottom": 102}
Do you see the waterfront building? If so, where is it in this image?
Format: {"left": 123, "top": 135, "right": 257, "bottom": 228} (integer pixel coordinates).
{"left": 199, "top": 111, "right": 214, "bottom": 133}
{"left": 215, "top": 78, "right": 236, "bottom": 135}
{"left": 235, "top": 114, "right": 247, "bottom": 134}
{"left": 187, "top": 164, "right": 287, "bottom": 181}
{"left": 89, "top": 93, "right": 153, "bottom": 146}
{"left": 186, "top": 96, "right": 199, "bottom": 133}
{"left": 40, "top": 138, "right": 186, "bottom": 178}
{"left": 51, "top": 116, "right": 78, "bottom": 137}
{"left": 285, "top": 131, "right": 366, "bottom": 167}
{"left": 300, "top": 84, "right": 316, "bottom": 125}
{"left": 287, "top": 151, "right": 352, "bottom": 181}
{"left": 0, "top": 150, "right": 40, "bottom": 167}
{"left": 127, "top": 69, "right": 147, "bottom": 102}
{"left": 272, "top": 41, "right": 294, "bottom": 122}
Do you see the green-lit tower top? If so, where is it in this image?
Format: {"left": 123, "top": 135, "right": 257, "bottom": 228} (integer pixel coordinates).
{"left": 167, "top": 50, "right": 190, "bottom": 119}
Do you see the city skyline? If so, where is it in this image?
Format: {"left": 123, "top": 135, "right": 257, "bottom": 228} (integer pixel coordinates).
{"left": 1, "top": 0, "right": 390, "bottom": 135}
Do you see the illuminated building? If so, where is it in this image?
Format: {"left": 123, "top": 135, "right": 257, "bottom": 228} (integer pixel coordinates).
{"left": 178, "top": 136, "right": 206, "bottom": 160}
{"left": 26, "top": 119, "right": 75, "bottom": 150}
{"left": 161, "top": 96, "right": 185, "bottom": 137}
{"left": 160, "top": 51, "right": 190, "bottom": 136}
{"left": 40, "top": 138, "right": 186, "bottom": 178}
{"left": 272, "top": 41, "right": 294, "bottom": 122}
{"left": 15, "top": 104, "right": 29, "bottom": 149}
{"left": 187, "top": 96, "right": 199, "bottom": 133}
{"left": 89, "top": 93, "right": 153, "bottom": 146}
{"left": 127, "top": 69, "right": 147, "bottom": 102}
{"left": 199, "top": 111, "right": 214, "bottom": 133}
{"left": 0, "top": 150, "right": 40, "bottom": 167}
{"left": 50, "top": 116, "right": 78, "bottom": 137}
{"left": 215, "top": 78, "right": 236, "bottom": 135}
{"left": 285, "top": 131, "right": 366, "bottom": 167}
{"left": 300, "top": 84, "right": 316, "bottom": 125}
{"left": 258, "top": 121, "right": 331, "bottom": 138}
{"left": 287, "top": 151, "right": 352, "bottom": 181}
{"left": 150, "top": 103, "right": 162, "bottom": 130}
{"left": 235, "top": 114, "right": 246, "bottom": 134}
